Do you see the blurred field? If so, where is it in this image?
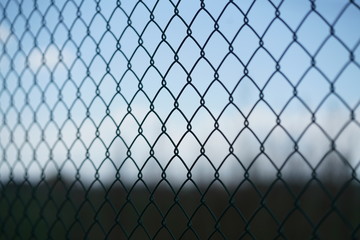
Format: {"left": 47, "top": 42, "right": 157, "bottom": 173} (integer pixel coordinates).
{"left": 1, "top": 173, "right": 360, "bottom": 240}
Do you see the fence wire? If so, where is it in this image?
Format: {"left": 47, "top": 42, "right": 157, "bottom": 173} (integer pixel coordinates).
{"left": 1, "top": 0, "right": 360, "bottom": 239}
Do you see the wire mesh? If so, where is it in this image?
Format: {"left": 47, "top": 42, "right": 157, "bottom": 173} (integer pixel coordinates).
{"left": 1, "top": 0, "right": 360, "bottom": 239}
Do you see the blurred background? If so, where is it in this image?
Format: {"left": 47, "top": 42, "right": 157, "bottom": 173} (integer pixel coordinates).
{"left": 1, "top": 0, "right": 360, "bottom": 239}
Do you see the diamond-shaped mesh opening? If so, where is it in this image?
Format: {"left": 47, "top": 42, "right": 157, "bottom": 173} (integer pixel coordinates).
{"left": 1, "top": 0, "right": 360, "bottom": 239}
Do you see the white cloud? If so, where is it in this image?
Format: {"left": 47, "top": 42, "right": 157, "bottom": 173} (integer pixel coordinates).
{"left": 1, "top": 98, "right": 357, "bottom": 185}
{"left": 27, "top": 45, "right": 75, "bottom": 72}
{"left": 0, "top": 25, "right": 10, "bottom": 43}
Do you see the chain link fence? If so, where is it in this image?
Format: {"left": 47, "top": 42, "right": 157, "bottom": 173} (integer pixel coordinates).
{"left": 1, "top": 0, "right": 360, "bottom": 239}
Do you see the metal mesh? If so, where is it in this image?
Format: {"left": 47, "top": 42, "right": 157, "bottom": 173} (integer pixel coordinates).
{"left": 1, "top": 0, "right": 360, "bottom": 239}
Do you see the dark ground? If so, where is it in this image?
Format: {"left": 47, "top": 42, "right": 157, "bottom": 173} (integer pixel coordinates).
{"left": 1, "top": 175, "right": 360, "bottom": 240}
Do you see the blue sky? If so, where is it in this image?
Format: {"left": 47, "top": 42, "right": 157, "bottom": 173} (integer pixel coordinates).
{"left": 0, "top": 0, "right": 360, "bottom": 186}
